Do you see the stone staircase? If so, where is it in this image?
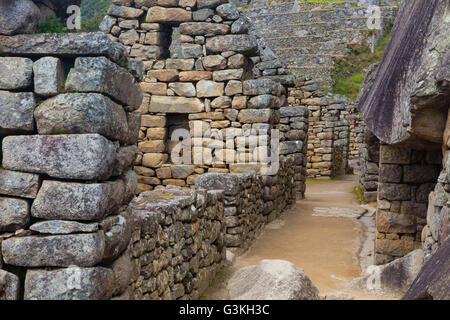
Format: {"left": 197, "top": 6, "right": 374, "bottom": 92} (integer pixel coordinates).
{"left": 235, "top": 0, "right": 400, "bottom": 90}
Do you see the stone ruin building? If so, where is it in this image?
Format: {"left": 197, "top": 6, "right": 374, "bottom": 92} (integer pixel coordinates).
{"left": 0, "top": 0, "right": 448, "bottom": 301}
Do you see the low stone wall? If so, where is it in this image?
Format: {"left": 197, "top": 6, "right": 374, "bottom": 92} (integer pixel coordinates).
{"left": 128, "top": 187, "right": 225, "bottom": 300}
{"left": 375, "top": 144, "right": 442, "bottom": 264}
{"left": 0, "top": 33, "right": 141, "bottom": 300}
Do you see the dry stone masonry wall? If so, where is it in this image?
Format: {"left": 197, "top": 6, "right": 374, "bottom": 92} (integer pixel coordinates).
{"left": 0, "top": 32, "right": 142, "bottom": 300}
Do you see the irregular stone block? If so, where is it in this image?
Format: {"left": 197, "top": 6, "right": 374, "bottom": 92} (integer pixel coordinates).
{"left": 2, "top": 231, "right": 105, "bottom": 267}
{"left": 66, "top": 57, "right": 143, "bottom": 109}
{"left": 168, "top": 82, "right": 196, "bottom": 97}
{"left": 179, "top": 71, "right": 212, "bottom": 81}
{"left": 107, "top": 5, "right": 143, "bottom": 18}
{"left": 377, "top": 211, "right": 417, "bottom": 234}
{"left": 0, "top": 33, "right": 128, "bottom": 66}
{"left": 146, "top": 6, "right": 192, "bottom": 23}
{"left": 113, "top": 145, "right": 138, "bottom": 176}
{"left": 0, "top": 91, "right": 35, "bottom": 133}
{"left": 196, "top": 80, "right": 224, "bottom": 97}
{"left": 280, "top": 141, "right": 303, "bottom": 155}
{"left": 206, "top": 35, "right": 258, "bottom": 55}
{"left": 100, "top": 211, "right": 132, "bottom": 262}
{"left": 30, "top": 220, "right": 99, "bottom": 235}
{"left": 142, "top": 153, "right": 169, "bottom": 167}
{"left": 243, "top": 79, "right": 282, "bottom": 96}
{"left": 0, "top": 169, "right": 40, "bottom": 199}
{"left": 238, "top": 109, "right": 272, "bottom": 123}
{"left": 24, "top": 267, "right": 114, "bottom": 300}
{"left": 179, "top": 22, "right": 229, "bottom": 35}
{"left": 2, "top": 134, "right": 117, "bottom": 181}
{"left": 248, "top": 95, "right": 280, "bottom": 109}
{"left": 33, "top": 57, "right": 64, "bottom": 96}
{"left": 280, "top": 106, "right": 309, "bottom": 118}
{"left": 0, "top": 197, "right": 29, "bottom": 232}
{"left": 380, "top": 145, "right": 411, "bottom": 164}
{"left": 0, "top": 57, "right": 33, "bottom": 89}
{"left": 0, "top": 270, "right": 19, "bottom": 300}
{"left": 130, "top": 43, "right": 163, "bottom": 60}
{"left": 31, "top": 180, "right": 124, "bottom": 221}
{"left": 149, "top": 95, "right": 204, "bottom": 113}
{"left": 166, "top": 58, "right": 195, "bottom": 70}
{"left": 212, "top": 69, "right": 243, "bottom": 82}
{"left": 34, "top": 93, "right": 129, "bottom": 143}
{"left": 181, "top": 43, "right": 203, "bottom": 58}
{"left": 378, "top": 183, "right": 411, "bottom": 201}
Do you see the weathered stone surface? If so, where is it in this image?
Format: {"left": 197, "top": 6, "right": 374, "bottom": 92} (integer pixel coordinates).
{"left": 0, "top": 33, "right": 128, "bottom": 66}
{"left": 100, "top": 211, "right": 132, "bottom": 262}
{"left": 0, "top": 169, "right": 39, "bottom": 199}
{"left": 180, "top": 43, "right": 203, "bottom": 58}
{"left": 142, "top": 153, "right": 169, "bottom": 167}
{"left": 0, "top": 91, "right": 35, "bottom": 133}
{"left": 33, "top": 57, "right": 64, "bottom": 96}
{"left": 24, "top": 267, "right": 114, "bottom": 300}
{"left": 216, "top": 3, "right": 239, "bottom": 20}
{"left": 31, "top": 180, "right": 124, "bottom": 221}
{"left": 2, "top": 232, "right": 105, "bottom": 267}
{"left": 66, "top": 57, "right": 143, "bottom": 109}
{"left": 0, "top": 270, "right": 19, "bottom": 300}
{"left": 108, "top": 4, "right": 144, "bottom": 18}
{"left": 196, "top": 80, "right": 224, "bottom": 97}
{"left": 0, "top": 197, "right": 29, "bottom": 232}
{"left": 2, "top": 134, "right": 117, "bottom": 180}
{"left": 280, "top": 141, "right": 303, "bottom": 155}
{"left": 228, "top": 260, "right": 320, "bottom": 300}
{"left": 0, "top": 57, "right": 33, "bottom": 89}
{"left": 130, "top": 43, "right": 163, "bottom": 60}
{"left": 238, "top": 109, "right": 272, "bottom": 123}
{"left": 139, "top": 140, "right": 166, "bottom": 153}
{"left": 99, "top": 15, "right": 117, "bottom": 33}
{"left": 30, "top": 220, "right": 99, "bottom": 235}
{"left": 243, "top": 79, "right": 281, "bottom": 96}
{"left": 146, "top": 6, "right": 192, "bottom": 23}
{"left": 149, "top": 95, "right": 204, "bottom": 113}
{"left": 179, "top": 71, "right": 212, "bottom": 81}
{"left": 166, "top": 58, "right": 195, "bottom": 70}
{"left": 193, "top": 8, "right": 214, "bottom": 21}
{"left": 378, "top": 183, "right": 411, "bottom": 201}
{"left": 248, "top": 95, "right": 280, "bottom": 109}
{"left": 350, "top": 250, "right": 423, "bottom": 296}
{"left": 172, "top": 165, "right": 195, "bottom": 179}
{"left": 35, "top": 93, "right": 129, "bottom": 143}
{"left": 179, "top": 22, "right": 229, "bottom": 35}
{"left": 202, "top": 55, "right": 227, "bottom": 71}
{"left": 197, "top": 0, "right": 222, "bottom": 9}
{"left": 403, "top": 237, "right": 450, "bottom": 300}
{"left": 168, "top": 82, "right": 196, "bottom": 97}
{"left": 212, "top": 69, "right": 243, "bottom": 81}
{"left": 119, "top": 29, "right": 139, "bottom": 45}
{"left": 206, "top": 35, "right": 258, "bottom": 55}
{"left": 377, "top": 211, "right": 417, "bottom": 234}
{"left": 113, "top": 145, "right": 138, "bottom": 176}
{"left": 141, "top": 115, "right": 167, "bottom": 127}
{"left": 110, "top": 249, "right": 131, "bottom": 296}
{"left": 0, "top": 0, "right": 40, "bottom": 35}
{"left": 358, "top": 0, "right": 450, "bottom": 147}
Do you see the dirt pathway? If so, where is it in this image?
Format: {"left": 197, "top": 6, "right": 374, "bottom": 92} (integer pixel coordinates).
{"left": 204, "top": 175, "right": 399, "bottom": 300}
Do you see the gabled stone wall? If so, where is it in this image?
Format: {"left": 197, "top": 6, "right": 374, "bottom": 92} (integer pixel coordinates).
{"left": 0, "top": 32, "right": 142, "bottom": 300}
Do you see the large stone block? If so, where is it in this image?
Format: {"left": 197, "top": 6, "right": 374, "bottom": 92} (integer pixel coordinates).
{"left": 0, "top": 57, "right": 33, "bottom": 89}
{"left": 380, "top": 145, "right": 411, "bottom": 164}
{"left": 31, "top": 180, "right": 124, "bottom": 221}
{"left": 238, "top": 109, "right": 272, "bottom": 123}
{"left": 66, "top": 57, "right": 143, "bottom": 109}
{"left": 0, "top": 196, "right": 29, "bottom": 232}
{"left": 0, "top": 33, "right": 128, "bottom": 66}
{"left": 243, "top": 79, "right": 282, "bottom": 96}
{"left": 34, "top": 93, "right": 129, "bottom": 143}
{"left": 196, "top": 80, "right": 224, "bottom": 97}
{"left": 146, "top": 6, "right": 192, "bottom": 23}
{"left": 280, "top": 141, "right": 303, "bottom": 155}
{"left": 107, "top": 5, "right": 144, "bottom": 18}
{"left": 0, "top": 169, "right": 40, "bottom": 199}
{"left": 24, "top": 267, "right": 114, "bottom": 300}
{"left": 2, "top": 232, "right": 105, "bottom": 267}
{"left": 206, "top": 35, "right": 258, "bottom": 55}
{"left": 376, "top": 211, "right": 417, "bottom": 234}
{"left": 149, "top": 95, "right": 204, "bottom": 113}
{"left": 378, "top": 183, "right": 411, "bottom": 201}
{"left": 0, "top": 91, "right": 35, "bottom": 133}
{"left": 375, "top": 238, "right": 418, "bottom": 257}
{"left": 33, "top": 57, "right": 64, "bottom": 96}
{"left": 403, "top": 164, "right": 440, "bottom": 183}
{"left": 2, "top": 134, "right": 117, "bottom": 181}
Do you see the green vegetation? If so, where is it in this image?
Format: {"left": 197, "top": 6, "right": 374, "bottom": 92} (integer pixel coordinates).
{"left": 35, "top": 16, "right": 68, "bottom": 33}
{"left": 352, "top": 186, "right": 365, "bottom": 204}
{"left": 331, "top": 23, "right": 393, "bottom": 100}
{"left": 80, "top": 0, "right": 112, "bottom": 32}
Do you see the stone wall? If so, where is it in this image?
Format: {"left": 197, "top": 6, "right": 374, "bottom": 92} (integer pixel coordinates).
{"left": 0, "top": 32, "right": 142, "bottom": 300}
{"left": 375, "top": 145, "right": 442, "bottom": 265}
{"left": 359, "top": 128, "right": 380, "bottom": 202}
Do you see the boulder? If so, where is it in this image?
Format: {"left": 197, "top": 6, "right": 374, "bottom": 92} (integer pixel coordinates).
{"left": 24, "top": 267, "right": 114, "bottom": 300}
{"left": 0, "top": 0, "right": 40, "bottom": 35}
{"left": 227, "top": 260, "right": 320, "bottom": 300}
{"left": 2, "top": 134, "right": 117, "bottom": 181}
{"left": 349, "top": 249, "right": 424, "bottom": 295}
{"left": 403, "top": 237, "right": 450, "bottom": 300}
{"left": 358, "top": 0, "right": 450, "bottom": 147}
